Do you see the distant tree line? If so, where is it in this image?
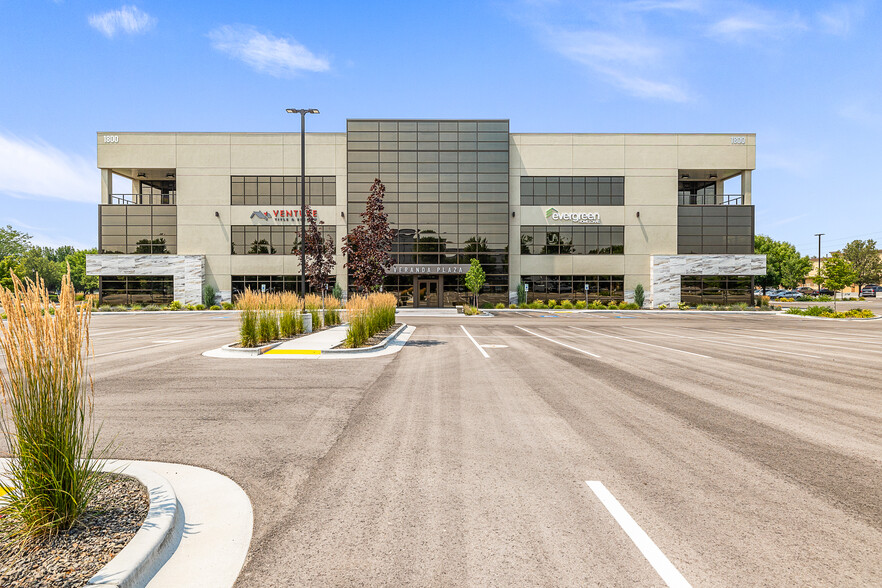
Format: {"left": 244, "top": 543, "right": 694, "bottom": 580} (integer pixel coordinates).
{"left": 0, "top": 225, "right": 97, "bottom": 292}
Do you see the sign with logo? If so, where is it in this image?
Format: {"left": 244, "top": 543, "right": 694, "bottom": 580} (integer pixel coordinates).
{"left": 387, "top": 264, "right": 470, "bottom": 275}
{"left": 250, "top": 209, "right": 318, "bottom": 223}
{"left": 545, "top": 207, "right": 601, "bottom": 224}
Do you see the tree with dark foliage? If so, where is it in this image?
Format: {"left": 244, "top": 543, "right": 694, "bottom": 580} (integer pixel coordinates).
{"left": 342, "top": 178, "right": 395, "bottom": 293}
{"left": 304, "top": 206, "right": 336, "bottom": 295}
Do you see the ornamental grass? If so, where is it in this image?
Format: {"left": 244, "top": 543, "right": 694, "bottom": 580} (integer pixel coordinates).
{"left": 345, "top": 292, "right": 397, "bottom": 348}
{"left": 323, "top": 296, "right": 342, "bottom": 326}
{"left": 303, "top": 294, "right": 323, "bottom": 329}
{"left": 0, "top": 273, "right": 108, "bottom": 547}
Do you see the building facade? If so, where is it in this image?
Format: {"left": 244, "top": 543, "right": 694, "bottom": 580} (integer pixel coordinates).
{"left": 87, "top": 120, "right": 765, "bottom": 307}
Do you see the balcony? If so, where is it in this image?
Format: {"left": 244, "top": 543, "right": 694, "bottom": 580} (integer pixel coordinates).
{"left": 109, "top": 192, "right": 176, "bottom": 205}
{"left": 678, "top": 193, "right": 744, "bottom": 206}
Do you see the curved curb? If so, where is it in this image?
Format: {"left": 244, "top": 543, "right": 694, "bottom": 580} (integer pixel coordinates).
{"left": 322, "top": 323, "right": 408, "bottom": 355}
{"left": 86, "top": 461, "right": 179, "bottom": 588}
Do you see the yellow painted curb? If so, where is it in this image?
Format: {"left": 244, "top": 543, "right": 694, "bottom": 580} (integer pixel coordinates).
{"left": 263, "top": 349, "right": 322, "bottom": 355}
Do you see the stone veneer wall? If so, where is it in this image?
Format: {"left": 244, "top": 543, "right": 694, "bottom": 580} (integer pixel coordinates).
{"left": 650, "top": 254, "right": 766, "bottom": 308}
{"left": 86, "top": 255, "right": 205, "bottom": 305}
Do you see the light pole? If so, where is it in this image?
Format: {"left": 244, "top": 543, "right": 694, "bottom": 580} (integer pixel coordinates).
{"left": 286, "top": 108, "right": 320, "bottom": 296}
{"left": 815, "top": 233, "right": 824, "bottom": 291}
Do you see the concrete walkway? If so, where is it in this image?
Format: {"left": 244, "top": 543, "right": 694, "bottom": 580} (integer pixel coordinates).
{"left": 264, "top": 324, "right": 348, "bottom": 354}
{"left": 143, "top": 462, "right": 252, "bottom": 587}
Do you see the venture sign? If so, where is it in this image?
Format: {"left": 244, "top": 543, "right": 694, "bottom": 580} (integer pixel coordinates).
{"left": 545, "top": 207, "right": 601, "bottom": 224}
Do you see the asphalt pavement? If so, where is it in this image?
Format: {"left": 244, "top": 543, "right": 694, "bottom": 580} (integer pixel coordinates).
{"left": 5, "top": 310, "right": 880, "bottom": 586}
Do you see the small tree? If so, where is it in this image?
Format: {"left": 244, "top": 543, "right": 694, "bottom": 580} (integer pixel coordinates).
{"left": 304, "top": 206, "right": 336, "bottom": 300}
{"left": 754, "top": 235, "right": 812, "bottom": 293}
{"left": 517, "top": 282, "right": 527, "bottom": 305}
{"left": 465, "top": 258, "right": 486, "bottom": 307}
{"left": 342, "top": 179, "right": 395, "bottom": 293}
{"left": 820, "top": 253, "right": 858, "bottom": 311}
{"left": 841, "top": 239, "right": 882, "bottom": 292}
{"left": 634, "top": 283, "right": 645, "bottom": 308}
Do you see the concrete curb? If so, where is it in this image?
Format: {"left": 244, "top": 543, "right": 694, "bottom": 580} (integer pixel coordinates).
{"left": 490, "top": 308, "right": 780, "bottom": 315}
{"left": 322, "top": 323, "right": 408, "bottom": 354}
{"left": 86, "top": 461, "right": 179, "bottom": 588}
{"left": 220, "top": 340, "right": 284, "bottom": 356}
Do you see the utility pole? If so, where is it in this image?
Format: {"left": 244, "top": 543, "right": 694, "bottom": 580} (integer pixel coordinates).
{"left": 815, "top": 233, "right": 824, "bottom": 290}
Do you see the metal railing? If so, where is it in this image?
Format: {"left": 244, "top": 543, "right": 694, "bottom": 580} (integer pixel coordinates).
{"left": 678, "top": 194, "right": 744, "bottom": 205}
{"left": 108, "top": 193, "right": 176, "bottom": 205}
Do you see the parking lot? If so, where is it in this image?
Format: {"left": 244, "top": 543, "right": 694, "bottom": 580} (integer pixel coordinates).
{"left": 19, "top": 311, "right": 882, "bottom": 586}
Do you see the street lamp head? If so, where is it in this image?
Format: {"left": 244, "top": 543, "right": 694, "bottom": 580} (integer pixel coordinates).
{"left": 308, "top": 109, "right": 320, "bottom": 114}
{"left": 285, "top": 108, "right": 320, "bottom": 114}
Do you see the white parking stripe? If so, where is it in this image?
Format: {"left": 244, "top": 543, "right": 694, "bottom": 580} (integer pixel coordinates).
{"left": 515, "top": 326, "right": 600, "bottom": 358}
{"left": 569, "top": 327, "right": 710, "bottom": 359}
{"left": 618, "top": 326, "right": 823, "bottom": 359}
{"left": 460, "top": 325, "right": 490, "bottom": 358}
{"left": 586, "top": 481, "right": 692, "bottom": 588}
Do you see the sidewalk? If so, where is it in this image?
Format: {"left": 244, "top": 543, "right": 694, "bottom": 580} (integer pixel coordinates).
{"left": 263, "top": 325, "right": 348, "bottom": 355}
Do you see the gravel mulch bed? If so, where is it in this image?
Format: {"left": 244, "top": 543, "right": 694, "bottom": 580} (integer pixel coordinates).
{"left": 0, "top": 474, "right": 149, "bottom": 588}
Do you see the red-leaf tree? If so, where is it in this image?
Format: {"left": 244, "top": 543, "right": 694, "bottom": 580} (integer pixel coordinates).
{"left": 342, "top": 178, "right": 395, "bottom": 293}
{"left": 304, "top": 206, "right": 336, "bottom": 294}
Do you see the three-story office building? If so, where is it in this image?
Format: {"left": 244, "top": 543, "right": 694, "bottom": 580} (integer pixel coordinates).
{"left": 87, "top": 119, "right": 765, "bottom": 307}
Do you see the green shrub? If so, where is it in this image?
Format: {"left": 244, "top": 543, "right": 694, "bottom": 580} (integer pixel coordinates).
{"left": 202, "top": 284, "right": 216, "bottom": 307}
{"left": 0, "top": 273, "right": 109, "bottom": 545}
{"left": 529, "top": 301, "right": 545, "bottom": 309}
{"left": 480, "top": 302, "right": 492, "bottom": 309}
{"left": 194, "top": 304, "right": 206, "bottom": 311}
{"left": 109, "top": 305, "right": 127, "bottom": 312}
{"left": 677, "top": 302, "right": 689, "bottom": 310}
{"left": 332, "top": 283, "right": 343, "bottom": 300}
{"left": 617, "top": 301, "right": 629, "bottom": 310}
{"left": 588, "top": 300, "right": 606, "bottom": 310}
{"left": 517, "top": 303, "right": 527, "bottom": 309}
{"left": 169, "top": 300, "right": 182, "bottom": 311}
{"left": 495, "top": 302, "right": 506, "bottom": 309}
{"left": 509, "top": 303, "right": 517, "bottom": 309}
{"left": 560, "top": 300, "right": 574, "bottom": 309}
{"left": 130, "top": 304, "right": 142, "bottom": 311}
{"left": 622, "top": 302, "right": 639, "bottom": 310}
{"left": 633, "top": 283, "right": 645, "bottom": 308}
{"left": 143, "top": 304, "right": 161, "bottom": 311}
{"left": 239, "top": 310, "right": 259, "bottom": 347}
{"left": 575, "top": 300, "right": 587, "bottom": 309}
{"left": 816, "top": 295, "right": 833, "bottom": 301}
{"left": 759, "top": 295, "right": 770, "bottom": 307}
{"left": 210, "top": 305, "right": 221, "bottom": 310}
{"left": 517, "top": 282, "right": 527, "bottom": 305}
{"left": 547, "top": 299, "right": 557, "bottom": 308}
{"left": 785, "top": 306, "right": 873, "bottom": 319}
{"left": 462, "top": 304, "right": 479, "bottom": 316}
{"left": 324, "top": 308, "right": 341, "bottom": 326}
{"left": 222, "top": 301, "right": 234, "bottom": 310}
{"left": 658, "top": 304, "right": 668, "bottom": 310}
{"left": 185, "top": 304, "right": 196, "bottom": 311}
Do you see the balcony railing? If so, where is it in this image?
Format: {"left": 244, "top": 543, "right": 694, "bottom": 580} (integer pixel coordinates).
{"left": 109, "top": 193, "right": 176, "bottom": 205}
{"left": 678, "top": 194, "right": 744, "bottom": 205}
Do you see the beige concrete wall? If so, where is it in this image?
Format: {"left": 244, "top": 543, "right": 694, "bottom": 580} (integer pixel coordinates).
{"left": 509, "top": 133, "right": 755, "bottom": 298}
{"left": 98, "top": 132, "right": 348, "bottom": 294}
{"left": 97, "top": 131, "right": 754, "bottom": 301}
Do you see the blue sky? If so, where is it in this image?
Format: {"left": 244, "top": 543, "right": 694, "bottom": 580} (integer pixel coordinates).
{"left": 1, "top": 0, "right": 879, "bottom": 256}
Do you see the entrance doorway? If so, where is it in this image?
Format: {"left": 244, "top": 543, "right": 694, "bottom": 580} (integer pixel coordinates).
{"left": 415, "top": 279, "right": 441, "bottom": 308}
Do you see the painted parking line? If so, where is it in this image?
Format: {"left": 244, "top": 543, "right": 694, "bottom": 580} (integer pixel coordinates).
{"left": 514, "top": 326, "right": 600, "bottom": 358}
{"left": 586, "top": 481, "right": 691, "bottom": 588}
{"left": 701, "top": 328, "right": 882, "bottom": 355}
{"left": 570, "top": 327, "right": 710, "bottom": 359}
{"left": 461, "top": 325, "right": 490, "bottom": 358}
{"left": 93, "top": 342, "right": 180, "bottom": 358}
{"left": 618, "top": 326, "right": 823, "bottom": 359}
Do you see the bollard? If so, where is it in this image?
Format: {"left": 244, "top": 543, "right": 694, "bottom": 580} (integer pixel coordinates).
{"left": 303, "top": 312, "right": 313, "bottom": 334}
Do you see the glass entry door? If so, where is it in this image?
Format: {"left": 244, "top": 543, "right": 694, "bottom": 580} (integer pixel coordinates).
{"left": 416, "top": 279, "right": 440, "bottom": 307}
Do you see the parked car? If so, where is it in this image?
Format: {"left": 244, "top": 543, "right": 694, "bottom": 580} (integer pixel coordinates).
{"left": 860, "top": 285, "right": 882, "bottom": 297}
{"left": 796, "top": 287, "right": 813, "bottom": 295}
{"left": 812, "top": 288, "right": 834, "bottom": 296}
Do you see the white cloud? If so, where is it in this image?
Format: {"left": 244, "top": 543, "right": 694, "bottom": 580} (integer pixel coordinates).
{"left": 88, "top": 5, "right": 156, "bottom": 38}
{"left": 709, "top": 7, "right": 807, "bottom": 41}
{"left": 549, "top": 28, "right": 690, "bottom": 102}
{"left": 0, "top": 132, "right": 97, "bottom": 204}
{"left": 838, "top": 100, "right": 882, "bottom": 128}
{"left": 208, "top": 25, "right": 329, "bottom": 77}
{"left": 817, "top": 2, "right": 866, "bottom": 36}
{"left": 623, "top": 0, "right": 704, "bottom": 12}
